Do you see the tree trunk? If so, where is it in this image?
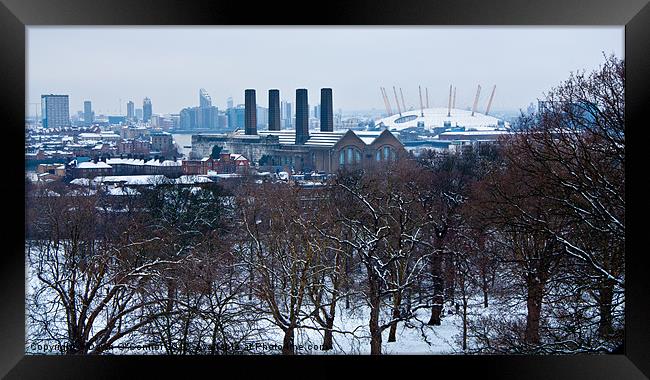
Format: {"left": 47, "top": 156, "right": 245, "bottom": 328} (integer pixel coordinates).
{"left": 445, "top": 255, "right": 455, "bottom": 303}
{"left": 428, "top": 253, "right": 444, "bottom": 326}
{"left": 387, "top": 292, "right": 402, "bottom": 342}
{"left": 462, "top": 290, "right": 468, "bottom": 351}
{"left": 282, "top": 327, "right": 295, "bottom": 355}
{"left": 525, "top": 277, "right": 544, "bottom": 345}
{"left": 369, "top": 280, "right": 382, "bottom": 355}
{"left": 322, "top": 317, "right": 334, "bottom": 351}
{"left": 598, "top": 279, "right": 614, "bottom": 338}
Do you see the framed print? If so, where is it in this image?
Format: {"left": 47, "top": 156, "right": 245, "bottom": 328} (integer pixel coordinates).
{"left": 2, "top": 0, "right": 648, "bottom": 378}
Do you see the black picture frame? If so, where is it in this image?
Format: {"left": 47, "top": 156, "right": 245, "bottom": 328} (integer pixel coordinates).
{"left": 2, "top": 0, "right": 648, "bottom": 378}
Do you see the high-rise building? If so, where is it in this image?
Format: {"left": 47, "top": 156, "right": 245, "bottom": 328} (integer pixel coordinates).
{"left": 199, "top": 106, "right": 218, "bottom": 129}
{"left": 143, "top": 97, "right": 152, "bottom": 122}
{"left": 281, "top": 101, "right": 292, "bottom": 129}
{"left": 198, "top": 89, "right": 218, "bottom": 129}
{"left": 256, "top": 106, "right": 268, "bottom": 129}
{"left": 226, "top": 97, "right": 233, "bottom": 110}
{"left": 135, "top": 108, "right": 143, "bottom": 121}
{"left": 227, "top": 105, "right": 245, "bottom": 130}
{"left": 268, "top": 89, "right": 281, "bottom": 131}
{"left": 83, "top": 100, "right": 93, "bottom": 126}
{"left": 244, "top": 89, "right": 257, "bottom": 135}
{"left": 200, "top": 88, "right": 212, "bottom": 108}
{"left": 127, "top": 101, "right": 135, "bottom": 120}
{"left": 180, "top": 107, "right": 198, "bottom": 129}
{"left": 41, "top": 94, "right": 70, "bottom": 128}
{"left": 320, "top": 88, "right": 333, "bottom": 132}
{"left": 295, "top": 89, "right": 309, "bottom": 145}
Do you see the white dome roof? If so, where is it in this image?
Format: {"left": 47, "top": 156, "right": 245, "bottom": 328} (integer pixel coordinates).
{"left": 375, "top": 107, "right": 509, "bottom": 132}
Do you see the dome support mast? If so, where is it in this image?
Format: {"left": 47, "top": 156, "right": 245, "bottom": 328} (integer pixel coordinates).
{"left": 447, "top": 84, "right": 452, "bottom": 117}
{"left": 418, "top": 85, "right": 424, "bottom": 117}
{"left": 393, "top": 86, "right": 402, "bottom": 116}
{"left": 471, "top": 84, "right": 481, "bottom": 117}
{"left": 485, "top": 85, "right": 496, "bottom": 116}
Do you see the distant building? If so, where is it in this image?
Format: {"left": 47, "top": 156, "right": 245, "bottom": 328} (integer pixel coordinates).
{"left": 182, "top": 153, "right": 249, "bottom": 175}
{"left": 150, "top": 131, "right": 175, "bottom": 156}
{"left": 117, "top": 139, "right": 151, "bottom": 155}
{"left": 83, "top": 100, "right": 93, "bottom": 126}
{"left": 191, "top": 128, "right": 403, "bottom": 173}
{"left": 108, "top": 115, "right": 126, "bottom": 125}
{"left": 135, "top": 108, "right": 143, "bottom": 121}
{"left": 143, "top": 98, "right": 152, "bottom": 122}
{"left": 200, "top": 88, "right": 212, "bottom": 108}
{"left": 226, "top": 97, "right": 233, "bottom": 110}
{"left": 126, "top": 101, "right": 135, "bottom": 120}
{"left": 41, "top": 94, "right": 70, "bottom": 128}
{"left": 281, "top": 101, "right": 292, "bottom": 129}
{"left": 256, "top": 106, "right": 268, "bottom": 130}
{"left": 227, "top": 105, "right": 245, "bottom": 130}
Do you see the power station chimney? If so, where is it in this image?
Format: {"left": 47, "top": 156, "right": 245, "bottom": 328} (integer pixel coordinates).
{"left": 244, "top": 89, "right": 257, "bottom": 135}
{"left": 268, "top": 89, "right": 281, "bottom": 131}
{"left": 320, "top": 88, "right": 333, "bottom": 132}
{"left": 295, "top": 89, "right": 309, "bottom": 145}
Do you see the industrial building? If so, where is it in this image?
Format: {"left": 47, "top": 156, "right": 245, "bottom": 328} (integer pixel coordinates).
{"left": 191, "top": 88, "right": 405, "bottom": 173}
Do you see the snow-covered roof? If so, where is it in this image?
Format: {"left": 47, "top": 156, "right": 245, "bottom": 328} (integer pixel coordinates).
{"left": 76, "top": 161, "right": 112, "bottom": 169}
{"left": 70, "top": 178, "right": 91, "bottom": 186}
{"left": 375, "top": 107, "right": 509, "bottom": 132}
{"left": 106, "top": 158, "right": 181, "bottom": 167}
{"left": 233, "top": 129, "right": 396, "bottom": 148}
{"left": 93, "top": 175, "right": 166, "bottom": 185}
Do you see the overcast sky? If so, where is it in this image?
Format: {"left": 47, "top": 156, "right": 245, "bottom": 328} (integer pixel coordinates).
{"left": 27, "top": 27, "right": 623, "bottom": 116}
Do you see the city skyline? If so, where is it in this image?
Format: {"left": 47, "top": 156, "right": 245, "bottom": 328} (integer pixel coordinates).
{"left": 27, "top": 27, "right": 623, "bottom": 116}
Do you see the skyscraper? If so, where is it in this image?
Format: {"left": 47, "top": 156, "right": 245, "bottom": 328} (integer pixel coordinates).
{"left": 281, "top": 101, "right": 292, "bottom": 129}
{"left": 226, "top": 97, "right": 233, "bottom": 110}
{"left": 143, "top": 97, "right": 152, "bottom": 122}
{"left": 268, "top": 89, "right": 281, "bottom": 131}
{"left": 200, "top": 88, "right": 212, "bottom": 108}
{"left": 227, "top": 105, "right": 245, "bottom": 130}
{"left": 135, "top": 108, "right": 143, "bottom": 121}
{"left": 127, "top": 101, "right": 135, "bottom": 120}
{"left": 320, "top": 88, "right": 333, "bottom": 132}
{"left": 41, "top": 94, "right": 70, "bottom": 128}
{"left": 256, "top": 106, "right": 268, "bottom": 129}
{"left": 244, "top": 89, "right": 257, "bottom": 135}
{"left": 83, "top": 100, "right": 93, "bottom": 126}
{"left": 295, "top": 89, "right": 309, "bottom": 145}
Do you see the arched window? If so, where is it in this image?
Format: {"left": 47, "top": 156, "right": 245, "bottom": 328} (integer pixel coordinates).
{"left": 340, "top": 146, "right": 362, "bottom": 165}
{"left": 375, "top": 145, "right": 396, "bottom": 161}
